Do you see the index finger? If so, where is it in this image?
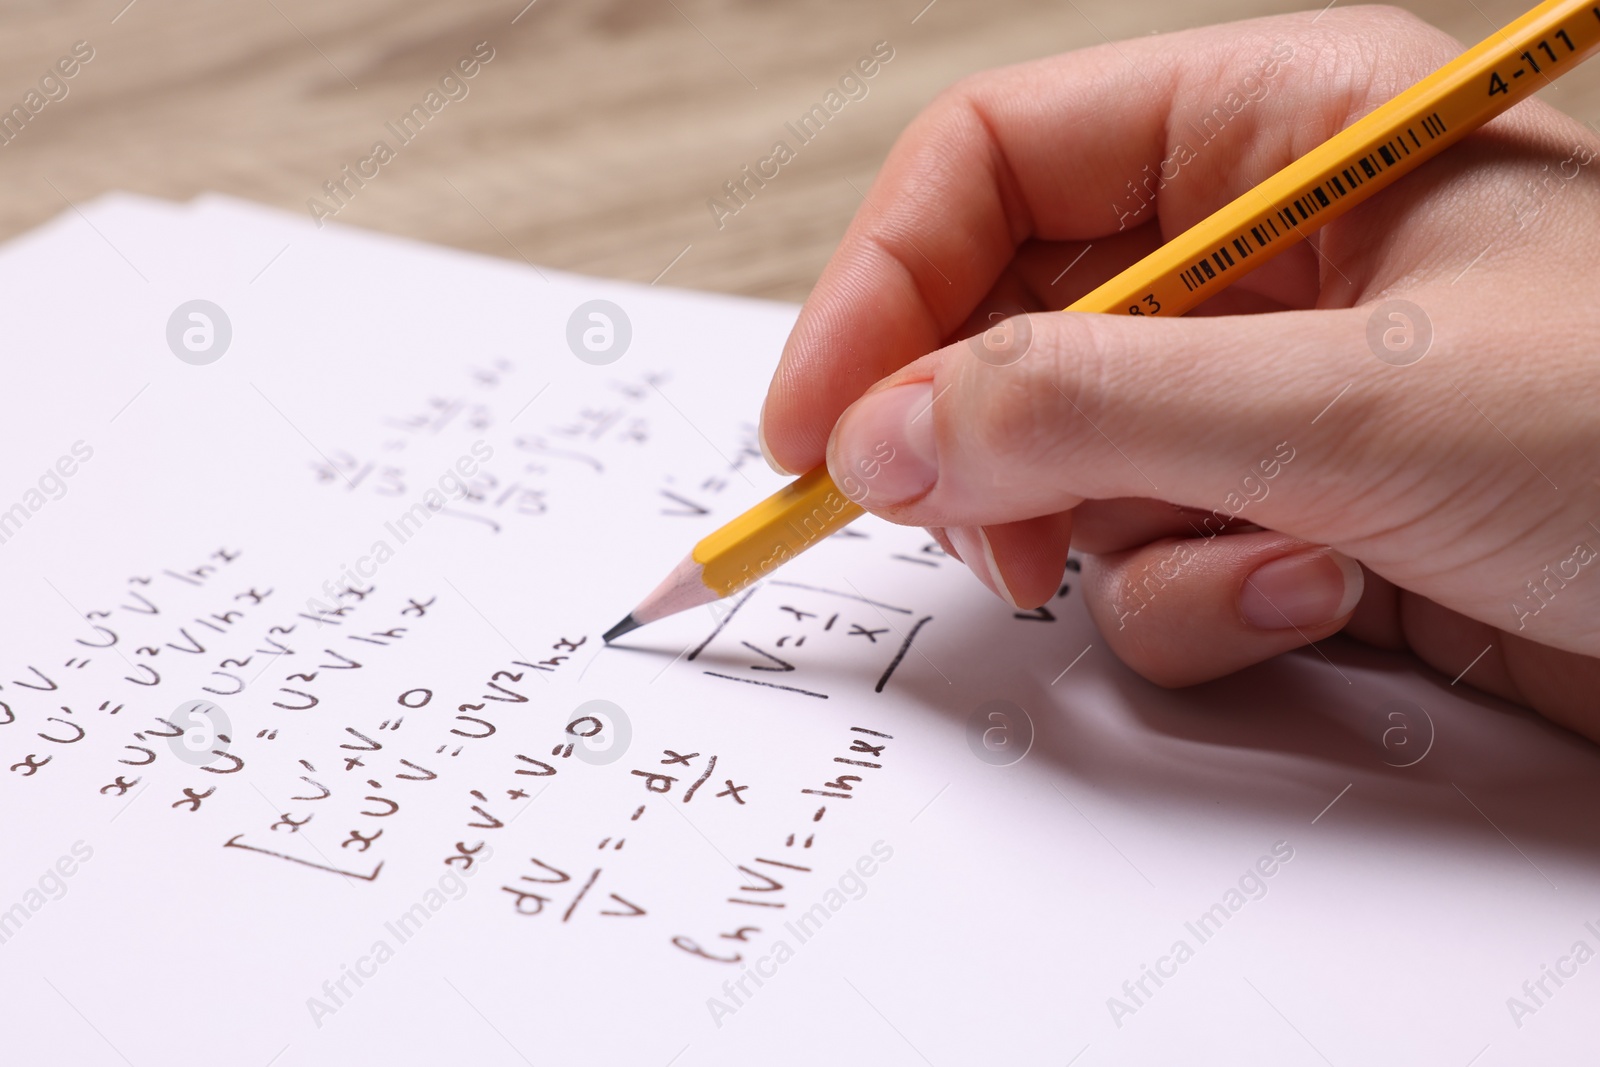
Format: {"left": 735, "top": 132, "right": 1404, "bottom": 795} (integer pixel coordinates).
{"left": 757, "top": 7, "right": 1459, "bottom": 473}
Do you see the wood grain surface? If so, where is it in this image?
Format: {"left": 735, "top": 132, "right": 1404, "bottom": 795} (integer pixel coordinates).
{"left": 0, "top": 0, "right": 1594, "bottom": 302}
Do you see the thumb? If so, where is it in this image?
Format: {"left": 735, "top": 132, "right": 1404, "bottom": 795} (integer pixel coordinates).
{"left": 825, "top": 307, "right": 1365, "bottom": 530}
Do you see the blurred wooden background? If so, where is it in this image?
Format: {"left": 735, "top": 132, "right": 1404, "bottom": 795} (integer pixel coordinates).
{"left": 0, "top": 0, "right": 1594, "bottom": 302}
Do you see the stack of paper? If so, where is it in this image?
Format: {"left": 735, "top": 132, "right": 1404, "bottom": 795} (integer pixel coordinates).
{"left": 0, "top": 194, "right": 1593, "bottom": 1065}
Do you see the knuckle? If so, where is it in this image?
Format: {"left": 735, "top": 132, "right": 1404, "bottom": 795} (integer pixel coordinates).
{"left": 963, "top": 313, "right": 1105, "bottom": 470}
{"left": 1311, "top": 4, "right": 1445, "bottom": 44}
{"left": 1348, "top": 4, "right": 1437, "bottom": 35}
{"left": 916, "top": 73, "right": 1002, "bottom": 147}
{"left": 936, "top": 66, "right": 1018, "bottom": 113}
{"left": 1302, "top": 7, "right": 1462, "bottom": 98}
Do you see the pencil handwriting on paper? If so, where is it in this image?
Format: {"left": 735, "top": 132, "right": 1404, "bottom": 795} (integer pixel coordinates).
{"left": 1, "top": 357, "right": 1069, "bottom": 974}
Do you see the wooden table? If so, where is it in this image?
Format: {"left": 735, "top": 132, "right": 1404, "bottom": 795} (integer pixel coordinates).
{"left": 0, "top": 0, "right": 1594, "bottom": 303}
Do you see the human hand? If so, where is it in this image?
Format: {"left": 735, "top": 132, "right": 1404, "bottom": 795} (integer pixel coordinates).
{"left": 758, "top": 6, "right": 1600, "bottom": 741}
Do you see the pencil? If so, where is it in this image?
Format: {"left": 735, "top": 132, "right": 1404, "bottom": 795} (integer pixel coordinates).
{"left": 603, "top": 0, "right": 1600, "bottom": 643}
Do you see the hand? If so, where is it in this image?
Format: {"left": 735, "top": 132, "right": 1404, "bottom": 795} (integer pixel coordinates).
{"left": 758, "top": 6, "right": 1600, "bottom": 741}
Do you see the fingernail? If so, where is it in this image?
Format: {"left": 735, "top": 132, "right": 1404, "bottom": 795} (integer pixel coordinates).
{"left": 756, "top": 412, "right": 794, "bottom": 476}
{"left": 1240, "top": 549, "right": 1364, "bottom": 630}
{"left": 930, "top": 527, "right": 960, "bottom": 562}
{"left": 830, "top": 381, "right": 938, "bottom": 507}
{"left": 945, "top": 525, "right": 1019, "bottom": 608}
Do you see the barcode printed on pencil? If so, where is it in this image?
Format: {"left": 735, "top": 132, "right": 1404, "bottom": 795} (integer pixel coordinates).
{"left": 1178, "top": 111, "right": 1448, "bottom": 293}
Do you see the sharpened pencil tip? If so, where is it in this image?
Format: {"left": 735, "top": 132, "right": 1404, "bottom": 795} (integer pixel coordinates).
{"left": 603, "top": 614, "right": 642, "bottom": 644}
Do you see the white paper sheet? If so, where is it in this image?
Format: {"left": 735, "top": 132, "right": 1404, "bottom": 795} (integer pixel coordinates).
{"left": 0, "top": 194, "right": 1595, "bottom": 1066}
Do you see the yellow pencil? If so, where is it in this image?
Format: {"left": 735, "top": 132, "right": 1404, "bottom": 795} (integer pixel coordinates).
{"left": 604, "top": 0, "right": 1600, "bottom": 643}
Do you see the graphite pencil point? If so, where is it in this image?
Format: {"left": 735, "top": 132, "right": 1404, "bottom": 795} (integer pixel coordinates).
{"left": 602, "top": 614, "right": 641, "bottom": 643}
